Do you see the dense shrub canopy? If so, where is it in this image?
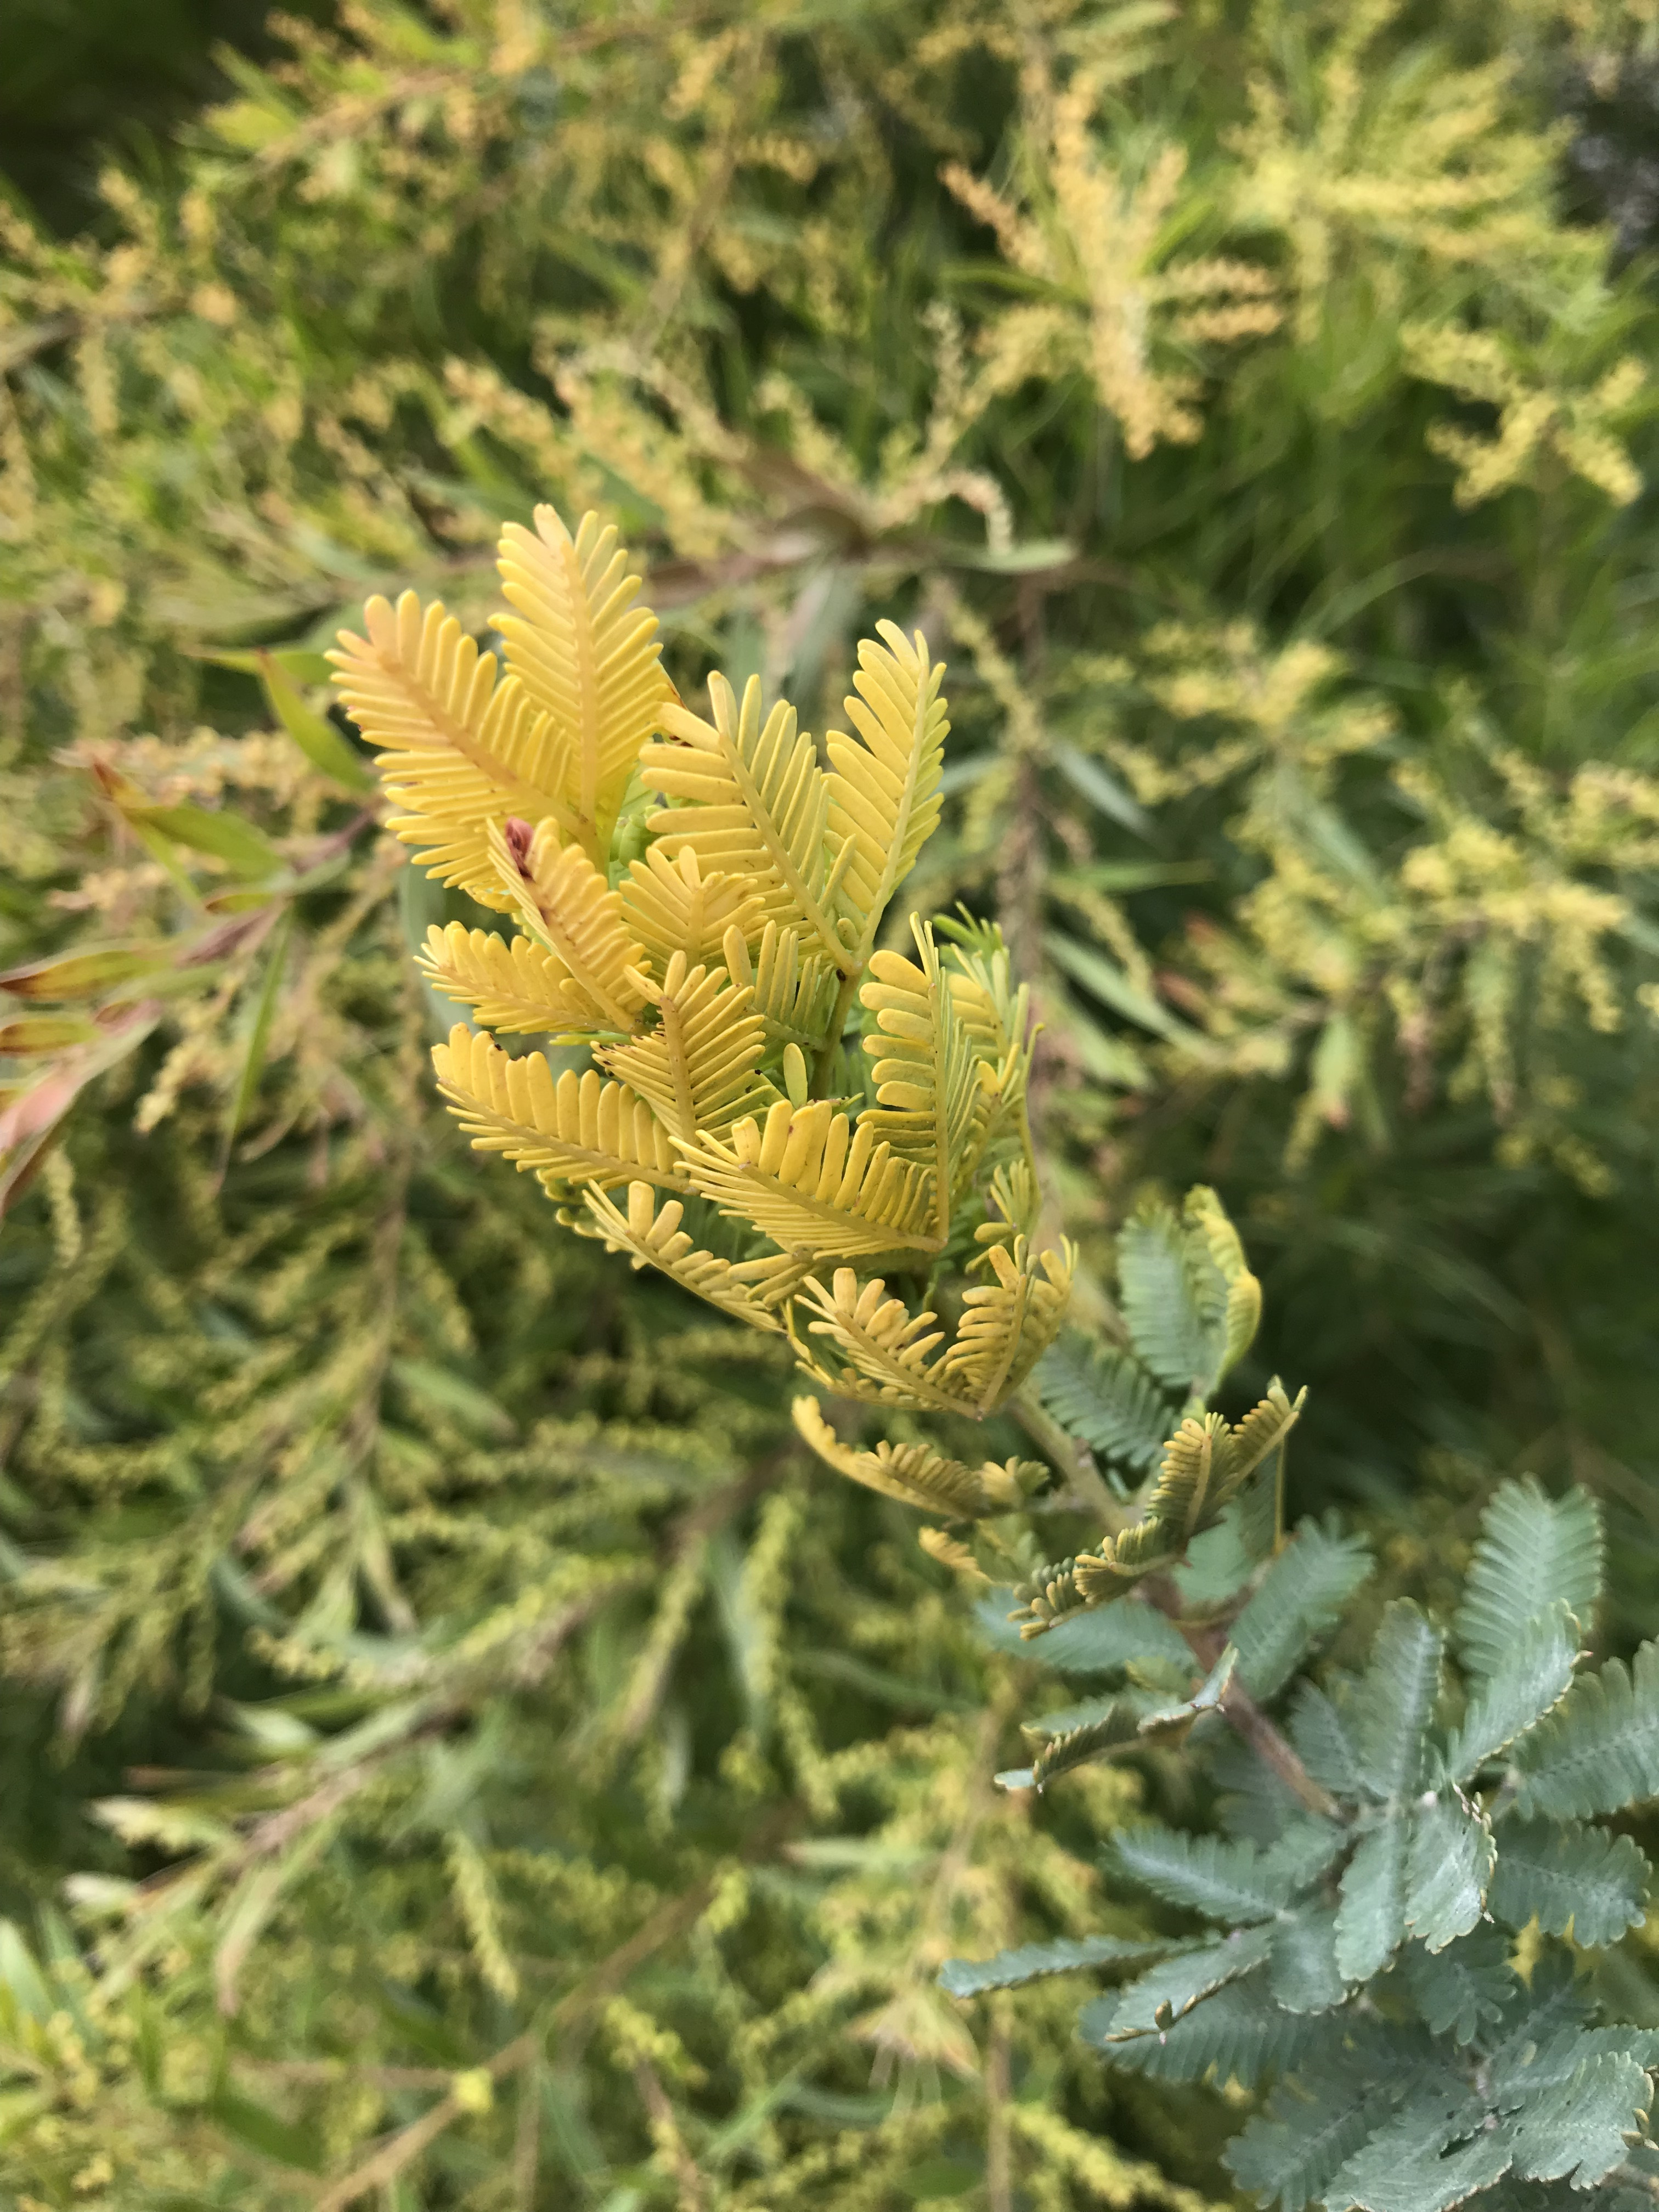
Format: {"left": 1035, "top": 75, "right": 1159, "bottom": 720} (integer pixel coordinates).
{"left": 2, "top": 2, "right": 1659, "bottom": 2208}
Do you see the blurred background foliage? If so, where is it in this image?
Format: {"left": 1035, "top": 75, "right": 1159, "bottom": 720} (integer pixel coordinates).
{"left": 3, "top": 0, "right": 1659, "bottom": 2207}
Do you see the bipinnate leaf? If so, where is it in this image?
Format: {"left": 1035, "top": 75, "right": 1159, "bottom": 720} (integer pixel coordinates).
{"left": 940, "top": 1234, "right": 1074, "bottom": 1415}
{"left": 418, "top": 922, "right": 592, "bottom": 1037}
{"left": 722, "top": 920, "right": 838, "bottom": 1052}
{"left": 583, "top": 1184, "right": 808, "bottom": 1332}
{"left": 621, "top": 843, "right": 759, "bottom": 967}
{"left": 1289, "top": 1681, "right": 1361, "bottom": 1798}
{"left": 493, "top": 505, "right": 675, "bottom": 855}
{"left": 1500, "top": 2052, "right": 1651, "bottom": 2188}
{"left": 1227, "top": 2034, "right": 1412, "bottom": 2211}
{"left": 491, "top": 816, "right": 648, "bottom": 1034}
{"left": 1454, "top": 1476, "right": 1604, "bottom": 1682}
{"left": 1352, "top": 1602, "right": 1442, "bottom": 1802}
{"left": 791, "top": 1396, "right": 1041, "bottom": 1520}
{"left": 642, "top": 672, "right": 849, "bottom": 972}
{"left": 1403, "top": 1795, "right": 1493, "bottom": 1953}
{"left": 1030, "top": 1699, "right": 1144, "bottom": 1787}
{"left": 1326, "top": 2095, "right": 1510, "bottom": 2212}
{"left": 971, "top": 1593, "right": 1193, "bottom": 1675}
{"left": 938, "top": 1933, "right": 1166, "bottom": 1997}
{"left": 1184, "top": 1184, "right": 1262, "bottom": 1378}
{"left": 433, "top": 1026, "right": 679, "bottom": 1193}
{"left": 860, "top": 918, "right": 988, "bottom": 1228}
{"left": 826, "top": 622, "right": 948, "bottom": 957}
{"left": 1447, "top": 1604, "right": 1580, "bottom": 1781}
{"left": 1229, "top": 1523, "right": 1373, "bottom": 1699}
{"left": 1487, "top": 1816, "right": 1650, "bottom": 1946}
{"left": 1401, "top": 1926, "right": 1514, "bottom": 2045}
{"left": 1113, "top": 1826, "right": 1303, "bottom": 1925}
{"left": 601, "top": 951, "right": 773, "bottom": 1140}
{"left": 330, "top": 591, "right": 579, "bottom": 904}
{"left": 682, "top": 1100, "right": 940, "bottom": 1261}
{"left": 1514, "top": 1638, "right": 1659, "bottom": 1818}
{"left": 1335, "top": 1819, "right": 1408, "bottom": 1982}
{"left": 1030, "top": 1332, "right": 1175, "bottom": 1477}
{"left": 1084, "top": 1924, "right": 1274, "bottom": 2042}
{"left": 1268, "top": 1906, "right": 1348, "bottom": 2015}
{"left": 1117, "top": 1194, "right": 1225, "bottom": 1392}
{"left": 1090, "top": 1969, "right": 1317, "bottom": 2087}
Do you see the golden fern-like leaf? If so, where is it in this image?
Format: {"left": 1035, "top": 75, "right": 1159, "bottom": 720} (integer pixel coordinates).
{"left": 491, "top": 817, "right": 647, "bottom": 1036}
{"left": 582, "top": 1182, "right": 811, "bottom": 1331}
{"left": 860, "top": 920, "right": 991, "bottom": 1236}
{"left": 941, "top": 1235, "right": 1075, "bottom": 1416}
{"left": 600, "top": 952, "right": 774, "bottom": 1142}
{"left": 826, "top": 623, "right": 948, "bottom": 956}
{"left": 620, "top": 843, "right": 759, "bottom": 968}
{"left": 790, "top": 1267, "right": 958, "bottom": 1413}
{"left": 722, "top": 922, "right": 840, "bottom": 1053}
{"left": 792, "top": 1397, "right": 1041, "bottom": 1519}
{"left": 641, "top": 674, "right": 856, "bottom": 974}
{"left": 330, "top": 593, "right": 580, "bottom": 908}
{"left": 493, "top": 506, "right": 677, "bottom": 858}
{"left": 679, "top": 1099, "right": 940, "bottom": 1259}
{"left": 433, "top": 1024, "right": 680, "bottom": 1194}
{"left": 419, "top": 923, "right": 593, "bottom": 1038}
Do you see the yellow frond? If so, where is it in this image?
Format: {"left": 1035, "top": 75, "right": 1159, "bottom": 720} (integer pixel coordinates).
{"left": 582, "top": 1182, "right": 810, "bottom": 1333}
{"left": 941, "top": 1235, "right": 1075, "bottom": 1416}
{"left": 1183, "top": 1184, "right": 1262, "bottom": 1378}
{"left": 722, "top": 921, "right": 840, "bottom": 1053}
{"left": 432, "top": 1024, "right": 680, "bottom": 1194}
{"left": 600, "top": 951, "right": 774, "bottom": 1142}
{"left": 619, "top": 842, "right": 759, "bottom": 968}
{"left": 859, "top": 918, "right": 991, "bottom": 1237}
{"left": 640, "top": 673, "right": 855, "bottom": 974}
{"left": 790, "top": 1267, "right": 958, "bottom": 1412}
{"left": 418, "top": 922, "right": 592, "bottom": 1039}
{"left": 490, "top": 817, "right": 647, "bottom": 1036}
{"left": 493, "top": 505, "right": 677, "bottom": 857}
{"left": 330, "top": 591, "right": 580, "bottom": 907}
{"left": 1064, "top": 1383, "right": 1306, "bottom": 1611}
{"left": 826, "top": 622, "right": 948, "bottom": 956}
{"left": 791, "top": 1397, "right": 1042, "bottom": 1520}
{"left": 679, "top": 1098, "right": 940, "bottom": 1259}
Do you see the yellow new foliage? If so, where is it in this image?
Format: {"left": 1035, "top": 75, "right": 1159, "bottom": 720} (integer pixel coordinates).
{"left": 337, "top": 504, "right": 1071, "bottom": 1457}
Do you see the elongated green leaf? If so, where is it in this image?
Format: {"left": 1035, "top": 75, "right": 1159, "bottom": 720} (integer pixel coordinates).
{"left": 1352, "top": 1602, "right": 1442, "bottom": 1802}
{"left": 1230, "top": 1525, "right": 1373, "bottom": 1699}
{"left": 1404, "top": 1796, "right": 1493, "bottom": 1953}
{"left": 1031, "top": 1700, "right": 1142, "bottom": 1786}
{"left": 1448, "top": 1604, "right": 1579, "bottom": 1780}
{"left": 1113, "top": 1827, "right": 1303, "bottom": 1926}
{"left": 220, "top": 909, "right": 294, "bottom": 1171}
{"left": 124, "top": 802, "right": 284, "bottom": 879}
{"left": 1402, "top": 1926, "right": 1514, "bottom": 2045}
{"left": 1487, "top": 1816, "right": 1650, "bottom": 1946}
{"left": 1515, "top": 1639, "right": 1659, "bottom": 1818}
{"left": 1335, "top": 1819, "right": 1407, "bottom": 1982}
{"left": 1454, "top": 1477, "right": 1603, "bottom": 1681}
{"left": 258, "top": 650, "right": 378, "bottom": 792}
{"left": 939, "top": 1933, "right": 1167, "bottom": 1996}
{"left": 0, "top": 943, "right": 172, "bottom": 1001}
